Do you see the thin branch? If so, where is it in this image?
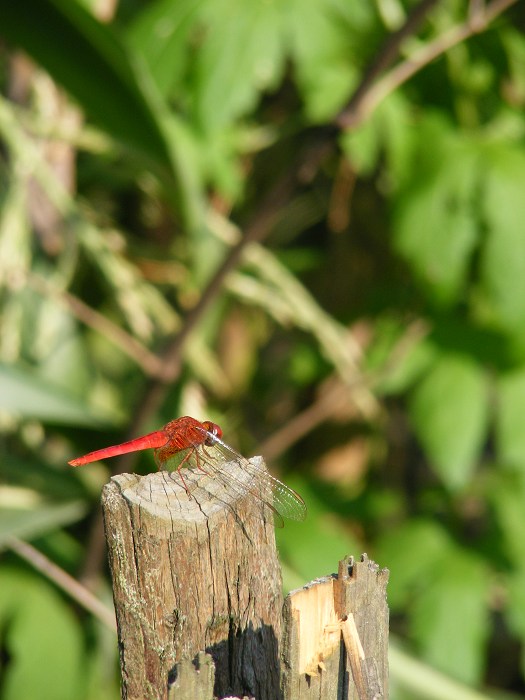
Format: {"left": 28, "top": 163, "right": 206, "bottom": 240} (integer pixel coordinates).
{"left": 109, "top": 0, "right": 509, "bottom": 460}
{"left": 25, "top": 272, "right": 166, "bottom": 378}
{"left": 259, "top": 379, "right": 353, "bottom": 461}
{"left": 259, "top": 320, "right": 429, "bottom": 461}
{"left": 336, "top": 0, "right": 518, "bottom": 129}
{"left": 116, "top": 162, "right": 306, "bottom": 473}
{"left": 75, "top": 0, "right": 512, "bottom": 576}
{"left": 336, "top": 0, "right": 441, "bottom": 128}
{"left": 6, "top": 535, "right": 117, "bottom": 633}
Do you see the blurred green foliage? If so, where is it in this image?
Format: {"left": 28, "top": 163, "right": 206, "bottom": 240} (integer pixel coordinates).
{"left": 1, "top": 0, "right": 525, "bottom": 698}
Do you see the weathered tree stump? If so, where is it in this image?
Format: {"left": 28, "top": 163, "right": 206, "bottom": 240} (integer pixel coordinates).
{"left": 102, "top": 460, "right": 389, "bottom": 700}
{"left": 102, "top": 458, "right": 283, "bottom": 700}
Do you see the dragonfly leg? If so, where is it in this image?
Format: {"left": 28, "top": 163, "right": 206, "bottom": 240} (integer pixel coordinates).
{"left": 176, "top": 468, "right": 191, "bottom": 494}
{"left": 194, "top": 448, "right": 212, "bottom": 476}
{"left": 175, "top": 447, "right": 197, "bottom": 495}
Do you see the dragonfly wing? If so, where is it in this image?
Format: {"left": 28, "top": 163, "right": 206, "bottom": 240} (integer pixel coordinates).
{"left": 158, "top": 445, "right": 283, "bottom": 523}
{"left": 197, "top": 438, "right": 307, "bottom": 523}
{"left": 158, "top": 426, "right": 307, "bottom": 524}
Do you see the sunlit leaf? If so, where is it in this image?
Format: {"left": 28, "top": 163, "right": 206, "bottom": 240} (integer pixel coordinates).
{"left": 375, "top": 519, "right": 452, "bottom": 609}
{"left": 342, "top": 93, "right": 412, "bottom": 182}
{"left": 393, "top": 121, "right": 480, "bottom": 305}
{"left": 409, "top": 353, "right": 489, "bottom": 490}
{"left": 371, "top": 327, "right": 437, "bottom": 395}
{"left": 480, "top": 147, "right": 525, "bottom": 330}
{"left": 0, "top": 567, "right": 84, "bottom": 700}
{"left": 0, "top": 363, "right": 113, "bottom": 425}
{"left": 126, "top": 0, "right": 203, "bottom": 98}
{"left": 0, "top": 501, "right": 88, "bottom": 550}
{"left": 276, "top": 477, "right": 361, "bottom": 585}
{"left": 486, "top": 470, "right": 525, "bottom": 568}
{"left": 411, "top": 549, "right": 490, "bottom": 685}
{"left": 83, "top": 586, "right": 121, "bottom": 700}
{"left": 505, "top": 568, "right": 525, "bottom": 679}
{"left": 287, "top": 0, "right": 370, "bottom": 121}
{"left": 501, "top": 27, "right": 525, "bottom": 101}
{"left": 192, "top": 0, "right": 286, "bottom": 131}
{"left": 496, "top": 367, "right": 525, "bottom": 472}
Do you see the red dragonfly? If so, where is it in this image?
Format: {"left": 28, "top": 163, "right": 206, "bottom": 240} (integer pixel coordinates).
{"left": 69, "top": 415, "right": 306, "bottom": 525}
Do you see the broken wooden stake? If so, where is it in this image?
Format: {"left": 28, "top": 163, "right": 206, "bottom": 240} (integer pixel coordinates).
{"left": 282, "top": 554, "right": 389, "bottom": 699}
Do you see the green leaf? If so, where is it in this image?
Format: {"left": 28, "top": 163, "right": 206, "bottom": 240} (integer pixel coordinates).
{"left": 496, "top": 367, "right": 525, "bottom": 471}
{"left": 287, "top": 0, "right": 362, "bottom": 121}
{"left": 0, "top": 0, "right": 171, "bottom": 170}
{"left": 480, "top": 147, "right": 525, "bottom": 330}
{"left": 393, "top": 122, "right": 480, "bottom": 305}
{"left": 375, "top": 519, "right": 452, "bottom": 609}
{"left": 501, "top": 28, "right": 525, "bottom": 102}
{"left": 1, "top": 456, "right": 89, "bottom": 502}
{"left": 411, "top": 550, "right": 490, "bottom": 685}
{"left": 409, "top": 353, "right": 489, "bottom": 489}
{"left": 0, "top": 567, "right": 84, "bottom": 700}
{"left": 192, "top": 0, "right": 286, "bottom": 131}
{"left": 341, "top": 93, "right": 412, "bottom": 182}
{"left": 369, "top": 324, "right": 437, "bottom": 395}
{"left": 276, "top": 477, "right": 361, "bottom": 585}
{"left": 487, "top": 470, "right": 525, "bottom": 567}
{"left": 505, "top": 563, "right": 525, "bottom": 641}
{"left": 0, "top": 0, "right": 204, "bottom": 227}
{"left": 0, "top": 363, "right": 113, "bottom": 425}
{"left": 0, "top": 501, "right": 88, "bottom": 551}
{"left": 83, "top": 596, "right": 121, "bottom": 700}
{"left": 126, "top": 0, "right": 203, "bottom": 98}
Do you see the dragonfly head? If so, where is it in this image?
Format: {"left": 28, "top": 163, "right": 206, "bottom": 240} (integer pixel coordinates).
{"left": 202, "top": 421, "right": 223, "bottom": 445}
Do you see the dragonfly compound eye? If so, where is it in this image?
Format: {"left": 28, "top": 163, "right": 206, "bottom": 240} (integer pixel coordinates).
{"left": 202, "top": 421, "right": 223, "bottom": 446}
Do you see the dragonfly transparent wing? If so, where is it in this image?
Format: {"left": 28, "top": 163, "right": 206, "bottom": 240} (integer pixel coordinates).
{"left": 158, "top": 428, "right": 307, "bottom": 524}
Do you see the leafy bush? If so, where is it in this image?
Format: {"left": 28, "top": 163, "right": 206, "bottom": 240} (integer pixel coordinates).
{"left": 1, "top": 1, "right": 524, "bottom": 698}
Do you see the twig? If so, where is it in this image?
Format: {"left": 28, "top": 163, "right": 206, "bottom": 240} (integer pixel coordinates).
{"left": 115, "top": 165, "right": 303, "bottom": 473}
{"left": 106, "top": 0, "right": 514, "bottom": 462}
{"left": 259, "top": 320, "right": 428, "bottom": 461}
{"left": 336, "top": 0, "right": 518, "bottom": 129}
{"left": 259, "top": 380, "right": 353, "bottom": 462}
{"left": 25, "top": 272, "right": 166, "bottom": 378}
{"left": 6, "top": 535, "right": 117, "bottom": 633}
{"left": 336, "top": 0, "right": 441, "bottom": 129}
{"left": 76, "top": 0, "right": 511, "bottom": 579}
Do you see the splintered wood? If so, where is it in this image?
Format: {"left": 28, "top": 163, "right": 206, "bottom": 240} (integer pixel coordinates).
{"left": 286, "top": 577, "right": 341, "bottom": 677}
{"left": 282, "top": 554, "right": 389, "bottom": 700}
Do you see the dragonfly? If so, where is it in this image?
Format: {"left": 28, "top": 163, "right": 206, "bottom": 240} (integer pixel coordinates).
{"left": 69, "top": 415, "right": 306, "bottom": 525}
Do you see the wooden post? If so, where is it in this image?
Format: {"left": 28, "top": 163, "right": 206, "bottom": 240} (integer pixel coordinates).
{"left": 102, "top": 457, "right": 283, "bottom": 700}
{"left": 102, "top": 461, "right": 389, "bottom": 700}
